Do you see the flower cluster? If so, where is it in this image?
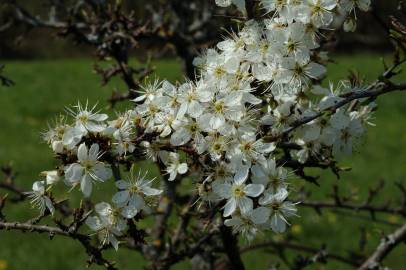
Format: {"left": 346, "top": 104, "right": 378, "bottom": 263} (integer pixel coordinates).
{"left": 84, "top": 169, "right": 161, "bottom": 250}
{"left": 29, "top": 0, "right": 373, "bottom": 249}
{"left": 127, "top": 0, "right": 373, "bottom": 237}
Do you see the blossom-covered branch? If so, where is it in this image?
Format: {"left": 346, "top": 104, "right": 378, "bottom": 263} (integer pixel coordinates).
{"left": 2, "top": 0, "right": 406, "bottom": 269}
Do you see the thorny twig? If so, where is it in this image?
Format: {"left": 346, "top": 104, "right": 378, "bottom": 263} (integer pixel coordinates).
{"left": 241, "top": 239, "right": 359, "bottom": 267}
{"left": 0, "top": 221, "right": 118, "bottom": 270}
{"left": 359, "top": 223, "right": 406, "bottom": 270}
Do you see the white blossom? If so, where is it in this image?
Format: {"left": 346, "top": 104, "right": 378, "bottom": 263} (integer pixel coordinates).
{"left": 160, "top": 152, "right": 188, "bottom": 181}
{"left": 41, "top": 170, "right": 60, "bottom": 185}
{"left": 260, "top": 189, "right": 298, "bottom": 233}
{"left": 252, "top": 159, "right": 288, "bottom": 193}
{"left": 66, "top": 102, "right": 108, "bottom": 135}
{"left": 26, "top": 181, "right": 55, "bottom": 215}
{"left": 86, "top": 202, "right": 127, "bottom": 250}
{"left": 37, "top": 0, "right": 374, "bottom": 246}
{"left": 112, "top": 171, "right": 162, "bottom": 218}
{"left": 64, "top": 143, "right": 112, "bottom": 197}
{"left": 224, "top": 206, "right": 271, "bottom": 240}
{"left": 214, "top": 166, "right": 264, "bottom": 217}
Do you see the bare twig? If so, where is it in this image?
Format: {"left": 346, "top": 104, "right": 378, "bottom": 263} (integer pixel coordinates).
{"left": 359, "top": 223, "right": 406, "bottom": 270}
{"left": 241, "top": 239, "right": 359, "bottom": 267}
{"left": 299, "top": 200, "right": 406, "bottom": 217}
{"left": 0, "top": 221, "right": 117, "bottom": 270}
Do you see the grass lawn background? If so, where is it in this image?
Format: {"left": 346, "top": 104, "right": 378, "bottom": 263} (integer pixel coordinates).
{"left": 0, "top": 55, "right": 405, "bottom": 269}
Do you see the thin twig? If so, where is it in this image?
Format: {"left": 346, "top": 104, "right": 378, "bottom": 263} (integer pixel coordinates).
{"left": 359, "top": 223, "right": 406, "bottom": 270}
{"left": 241, "top": 240, "right": 359, "bottom": 267}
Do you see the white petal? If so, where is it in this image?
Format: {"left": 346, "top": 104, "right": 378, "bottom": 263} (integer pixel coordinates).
{"left": 331, "top": 111, "right": 350, "bottom": 130}
{"left": 215, "top": 0, "right": 232, "bottom": 7}
{"left": 62, "top": 127, "right": 83, "bottom": 146}
{"left": 90, "top": 113, "right": 108, "bottom": 122}
{"left": 168, "top": 170, "right": 177, "bottom": 181}
{"left": 257, "top": 141, "right": 276, "bottom": 153}
{"left": 86, "top": 216, "right": 102, "bottom": 231}
{"left": 281, "top": 201, "right": 298, "bottom": 217}
{"left": 95, "top": 202, "right": 112, "bottom": 216}
{"left": 129, "top": 194, "right": 146, "bottom": 211}
{"left": 274, "top": 188, "right": 289, "bottom": 201}
{"left": 224, "top": 57, "right": 240, "bottom": 74}
{"left": 214, "top": 183, "right": 232, "bottom": 199}
{"left": 77, "top": 143, "right": 88, "bottom": 161}
{"left": 177, "top": 103, "right": 188, "bottom": 119}
{"left": 303, "top": 124, "right": 321, "bottom": 141}
{"left": 109, "top": 235, "right": 119, "bottom": 251}
{"left": 52, "top": 141, "right": 64, "bottom": 153}
{"left": 88, "top": 144, "right": 100, "bottom": 160}
{"left": 81, "top": 174, "right": 93, "bottom": 197}
{"left": 197, "top": 114, "right": 213, "bottom": 132}
{"left": 188, "top": 101, "right": 204, "bottom": 118}
{"left": 223, "top": 198, "right": 237, "bottom": 217}
{"left": 32, "top": 181, "right": 45, "bottom": 193}
{"left": 251, "top": 164, "right": 266, "bottom": 178}
{"left": 64, "top": 163, "right": 83, "bottom": 183}
{"left": 271, "top": 214, "right": 286, "bottom": 233}
{"left": 170, "top": 128, "right": 191, "bottom": 146}
{"left": 210, "top": 115, "right": 225, "bottom": 130}
{"left": 45, "top": 170, "right": 60, "bottom": 185}
{"left": 306, "top": 62, "right": 326, "bottom": 79}
{"left": 194, "top": 133, "right": 208, "bottom": 154}
{"left": 160, "top": 125, "right": 172, "bottom": 137}
{"left": 92, "top": 163, "right": 112, "bottom": 181}
{"left": 177, "top": 163, "right": 188, "bottom": 174}
{"left": 250, "top": 207, "right": 271, "bottom": 224}
{"left": 238, "top": 197, "right": 253, "bottom": 215}
{"left": 86, "top": 122, "right": 105, "bottom": 133}
{"left": 243, "top": 93, "right": 262, "bottom": 105}
{"left": 142, "top": 186, "right": 162, "bottom": 196}
{"left": 121, "top": 205, "right": 138, "bottom": 219}
{"left": 244, "top": 184, "right": 264, "bottom": 197}
{"left": 233, "top": 166, "right": 249, "bottom": 185}
{"left": 115, "top": 180, "right": 130, "bottom": 189}
{"left": 112, "top": 191, "right": 130, "bottom": 205}
{"left": 217, "top": 39, "right": 234, "bottom": 51}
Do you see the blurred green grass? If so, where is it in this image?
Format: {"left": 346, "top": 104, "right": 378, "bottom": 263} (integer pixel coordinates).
{"left": 0, "top": 55, "right": 405, "bottom": 269}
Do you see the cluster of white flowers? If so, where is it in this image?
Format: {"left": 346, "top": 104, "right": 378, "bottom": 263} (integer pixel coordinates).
{"left": 84, "top": 170, "right": 162, "bottom": 250}
{"left": 25, "top": 170, "right": 60, "bottom": 215}
{"left": 39, "top": 104, "right": 163, "bottom": 249}
{"left": 30, "top": 0, "right": 374, "bottom": 248}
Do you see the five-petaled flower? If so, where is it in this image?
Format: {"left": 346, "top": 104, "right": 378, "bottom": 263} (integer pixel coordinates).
{"left": 64, "top": 143, "right": 112, "bottom": 197}
{"left": 214, "top": 166, "right": 264, "bottom": 217}
{"left": 112, "top": 171, "right": 163, "bottom": 218}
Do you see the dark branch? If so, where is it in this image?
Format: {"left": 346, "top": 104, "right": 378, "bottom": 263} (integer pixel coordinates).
{"left": 241, "top": 239, "right": 359, "bottom": 267}
{"left": 299, "top": 200, "right": 406, "bottom": 217}
{"left": 220, "top": 225, "right": 245, "bottom": 270}
{"left": 0, "top": 220, "right": 118, "bottom": 270}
